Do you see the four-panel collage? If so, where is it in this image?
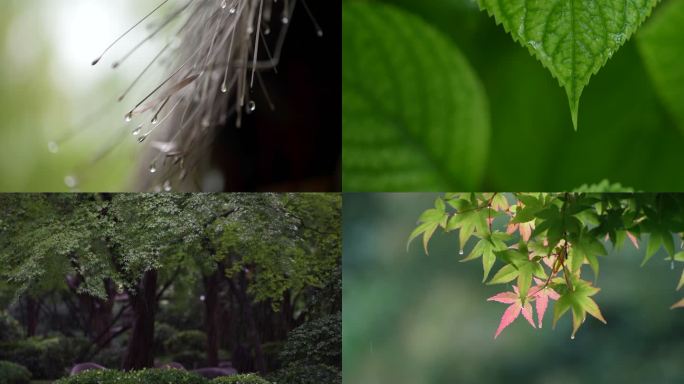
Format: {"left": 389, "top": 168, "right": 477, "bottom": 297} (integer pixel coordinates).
{"left": 1, "top": 0, "right": 684, "bottom": 383}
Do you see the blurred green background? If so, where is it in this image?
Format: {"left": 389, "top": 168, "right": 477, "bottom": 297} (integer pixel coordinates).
{"left": 0, "top": 0, "right": 171, "bottom": 191}
{"left": 342, "top": 0, "right": 684, "bottom": 191}
{"left": 343, "top": 193, "right": 684, "bottom": 383}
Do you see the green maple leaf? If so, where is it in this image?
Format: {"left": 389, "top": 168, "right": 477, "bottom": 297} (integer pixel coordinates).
{"left": 460, "top": 231, "right": 511, "bottom": 282}
{"left": 553, "top": 278, "right": 607, "bottom": 338}
{"left": 478, "top": 0, "right": 660, "bottom": 130}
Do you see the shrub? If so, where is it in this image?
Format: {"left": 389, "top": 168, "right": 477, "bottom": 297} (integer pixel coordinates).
{"left": 269, "top": 364, "right": 340, "bottom": 384}
{"left": 154, "top": 322, "right": 177, "bottom": 354}
{"left": 0, "top": 312, "right": 24, "bottom": 342}
{"left": 211, "top": 374, "right": 271, "bottom": 384}
{"left": 0, "top": 361, "right": 32, "bottom": 384}
{"left": 93, "top": 347, "right": 125, "bottom": 369}
{"left": 261, "top": 341, "right": 284, "bottom": 371}
{"left": 0, "top": 335, "right": 91, "bottom": 379}
{"left": 171, "top": 350, "right": 206, "bottom": 370}
{"left": 279, "top": 313, "right": 341, "bottom": 368}
{"left": 54, "top": 368, "right": 207, "bottom": 384}
{"left": 165, "top": 330, "right": 207, "bottom": 355}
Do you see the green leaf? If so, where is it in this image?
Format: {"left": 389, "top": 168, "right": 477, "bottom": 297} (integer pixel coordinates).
{"left": 638, "top": 0, "right": 684, "bottom": 134}
{"left": 487, "top": 264, "right": 519, "bottom": 285}
{"left": 342, "top": 2, "right": 490, "bottom": 191}
{"left": 677, "top": 268, "right": 684, "bottom": 291}
{"left": 553, "top": 278, "right": 606, "bottom": 338}
{"left": 478, "top": 0, "right": 660, "bottom": 130}
{"left": 461, "top": 232, "right": 510, "bottom": 281}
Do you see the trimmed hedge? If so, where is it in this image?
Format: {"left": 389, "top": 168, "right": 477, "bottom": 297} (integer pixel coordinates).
{"left": 269, "top": 364, "right": 341, "bottom": 384}
{"left": 279, "top": 313, "right": 341, "bottom": 368}
{"left": 0, "top": 312, "right": 23, "bottom": 342}
{"left": 0, "top": 335, "right": 94, "bottom": 379}
{"left": 0, "top": 361, "right": 32, "bottom": 384}
{"left": 153, "top": 322, "right": 178, "bottom": 354}
{"left": 54, "top": 368, "right": 206, "bottom": 384}
{"left": 210, "top": 374, "right": 271, "bottom": 384}
{"left": 165, "top": 330, "right": 207, "bottom": 354}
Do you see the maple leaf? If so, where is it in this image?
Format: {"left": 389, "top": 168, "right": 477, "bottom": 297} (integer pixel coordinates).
{"left": 488, "top": 285, "right": 536, "bottom": 338}
{"left": 553, "top": 278, "right": 607, "bottom": 339}
{"left": 506, "top": 220, "right": 534, "bottom": 242}
{"left": 529, "top": 278, "right": 560, "bottom": 328}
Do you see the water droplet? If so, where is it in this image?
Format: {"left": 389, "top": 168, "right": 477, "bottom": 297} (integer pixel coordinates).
{"left": 138, "top": 134, "right": 148, "bottom": 143}
{"left": 246, "top": 101, "right": 256, "bottom": 114}
{"left": 149, "top": 163, "right": 157, "bottom": 174}
{"left": 151, "top": 116, "right": 158, "bottom": 125}
{"left": 132, "top": 124, "right": 143, "bottom": 136}
{"left": 163, "top": 180, "right": 172, "bottom": 191}
{"left": 221, "top": 83, "right": 227, "bottom": 93}
{"left": 64, "top": 175, "right": 78, "bottom": 189}
{"left": 125, "top": 112, "right": 133, "bottom": 123}
{"left": 264, "top": 27, "right": 271, "bottom": 36}
{"left": 671, "top": 260, "right": 675, "bottom": 270}
{"left": 317, "top": 29, "right": 324, "bottom": 37}
{"left": 202, "top": 116, "right": 211, "bottom": 127}
{"left": 229, "top": 7, "right": 236, "bottom": 14}
{"left": 528, "top": 40, "right": 541, "bottom": 50}
{"left": 220, "top": 0, "right": 227, "bottom": 9}
{"left": 48, "top": 141, "right": 59, "bottom": 154}
{"left": 459, "top": 249, "right": 464, "bottom": 256}
{"left": 570, "top": 335, "right": 575, "bottom": 340}
{"left": 281, "top": 16, "right": 289, "bottom": 24}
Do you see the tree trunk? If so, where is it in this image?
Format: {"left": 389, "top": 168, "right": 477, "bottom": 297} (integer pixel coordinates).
{"left": 123, "top": 270, "right": 158, "bottom": 371}
{"left": 203, "top": 269, "right": 222, "bottom": 367}
{"left": 228, "top": 271, "right": 267, "bottom": 374}
{"left": 25, "top": 297, "right": 40, "bottom": 337}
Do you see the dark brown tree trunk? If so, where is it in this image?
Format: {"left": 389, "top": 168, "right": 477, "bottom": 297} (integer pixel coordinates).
{"left": 203, "top": 269, "right": 222, "bottom": 367}
{"left": 227, "top": 271, "right": 267, "bottom": 374}
{"left": 123, "top": 270, "right": 158, "bottom": 371}
{"left": 25, "top": 297, "right": 40, "bottom": 337}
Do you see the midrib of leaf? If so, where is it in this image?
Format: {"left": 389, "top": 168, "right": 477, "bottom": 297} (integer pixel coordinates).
{"left": 478, "top": 0, "right": 661, "bottom": 130}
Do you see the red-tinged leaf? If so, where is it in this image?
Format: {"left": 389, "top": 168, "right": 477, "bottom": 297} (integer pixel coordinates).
{"left": 531, "top": 278, "right": 560, "bottom": 328}
{"left": 521, "top": 302, "right": 536, "bottom": 328}
{"left": 671, "top": 298, "right": 684, "bottom": 309}
{"left": 487, "top": 291, "right": 518, "bottom": 304}
{"left": 494, "top": 303, "right": 522, "bottom": 339}
{"left": 627, "top": 231, "right": 639, "bottom": 249}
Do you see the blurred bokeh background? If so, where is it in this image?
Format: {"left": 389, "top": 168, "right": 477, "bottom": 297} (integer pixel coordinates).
{"left": 344, "top": 193, "right": 684, "bottom": 384}
{"left": 0, "top": 0, "right": 340, "bottom": 191}
{"left": 0, "top": 0, "right": 165, "bottom": 191}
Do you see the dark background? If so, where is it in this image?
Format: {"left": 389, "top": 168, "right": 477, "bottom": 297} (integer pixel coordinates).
{"left": 213, "top": 0, "right": 341, "bottom": 191}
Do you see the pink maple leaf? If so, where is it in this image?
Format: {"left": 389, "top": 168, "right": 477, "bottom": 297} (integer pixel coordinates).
{"left": 529, "top": 278, "right": 560, "bottom": 328}
{"left": 506, "top": 221, "right": 534, "bottom": 242}
{"left": 487, "top": 285, "right": 536, "bottom": 338}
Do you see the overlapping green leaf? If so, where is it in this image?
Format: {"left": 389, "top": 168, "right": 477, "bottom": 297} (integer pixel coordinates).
{"left": 343, "top": 2, "right": 489, "bottom": 191}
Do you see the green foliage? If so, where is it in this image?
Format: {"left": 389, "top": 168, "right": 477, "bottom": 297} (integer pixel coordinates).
{"left": 164, "top": 330, "right": 207, "bottom": 355}
{"left": 342, "top": 1, "right": 489, "bottom": 191}
{"left": 269, "top": 364, "right": 341, "bottom": 384}
{"left": 0, "top": 361, "right": 32, "bottom": 384}
{"left": 0, "top": 337, "right": 77, "bottom": 379}
{"left": 0, "top": 311, "right": 24, "bottom": 342}
{"left": 280, "top": 313, "right": 341, "bottom": 369}
{"left": 93, "top": 348, "right": 124, "bottom": 369}
{"left": 210, "top": 374, "right": 271, "bottom": 384}
{"left": 54, "top": 368, "right": 206, "bottom": 384}
{"left": 170, "top": 351, "right": 206, "bottom": 370}
{"left": 410, "top": 193, "right": 684, "bottom": 338}
{"left": 637, "top": 0, "right": 684, "bottom": 133}
{"left": 261, "top": 341, "right": 285, "bottom": 371}
{"left": 153, "top": 322, "right": 178, "bottom": 354}
{"left": 343, "top": 1, "right": 684, "bottom": 191}
{"left": 478, "top": 0, "right": 660, "bottom": 129}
